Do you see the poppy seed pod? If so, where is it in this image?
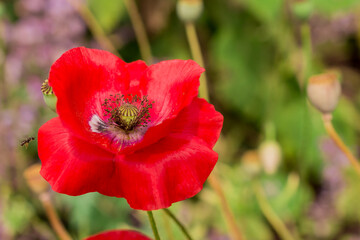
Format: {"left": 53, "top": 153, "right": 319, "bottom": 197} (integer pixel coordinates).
{"left": 41, "top": 79, "right": 57, "bottom": 112}
{"left": 23, "top": 164, "right": 49, "bottom": 194}
{"left": 176, "top": 0, "right": 203, "bottom": 23}
{"left": 259, "top": 140, "right": 282, "bottom": 175}
{"left": 307, "top": 71, "right": 341, "bottom": 114}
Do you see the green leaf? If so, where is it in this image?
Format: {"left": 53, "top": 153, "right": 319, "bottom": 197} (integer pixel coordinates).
{"left": 3, "top": 195, "right": 35, "bottom": 236}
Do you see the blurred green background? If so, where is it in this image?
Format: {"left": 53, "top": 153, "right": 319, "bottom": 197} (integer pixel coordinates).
{"left": 1, "top": 0, "right": 360, "bottom": 239}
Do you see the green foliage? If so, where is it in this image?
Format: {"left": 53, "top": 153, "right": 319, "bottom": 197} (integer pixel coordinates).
{"left": 337, "top": 169, "right": 360, "bottom": 221}
{"left": 61, "top": 193, "right": 131, "bottom": 239}
{"left": 238, "top": 0, "right": 284, "bottom": 23}
{"left": 87, "top": 0, "right": 125, "bottom": 33}
{"left": 211, "top": 12, "right": 274, "bottom": 121}
{"left": 3, "top": 191, "right": 35, "bottom": 236}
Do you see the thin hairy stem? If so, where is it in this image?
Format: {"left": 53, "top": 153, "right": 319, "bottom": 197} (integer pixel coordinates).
{"left": 161, "top": 210, "right": 175, "bottom": 240}
{"left": 163, "top": 208, "right": 193, "bottom": 240}
{"left": 186, "top": 18, "right": 244, "bottom": 240}
{"left": 39, "top": 193, "right": 72, "bottom": 240}
{"left": 147, "top": 211, "right": 161, "bottom": 240}
{"left": 254, "top": 182, "right": 296, "bottom": 240}
{"left": 208, "top": 174, "right": 245, "bottom": 240}
{"left": 123, "top": 0, "right": 153, "bottom": 64}
{"left": 322, "top": 114, "right": 360, "bottom": 175}
{"left": 185, "top": 22, "right": 209, "bottom": 101}
{"left": 299, "top": 23, "right": 313, "bottom": 88}
{"left": 65, "top": 0, "right": 120, "bottom": 57}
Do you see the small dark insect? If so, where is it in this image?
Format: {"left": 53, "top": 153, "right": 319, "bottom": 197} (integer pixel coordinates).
{"left": 20, "top": 137, "right": 35, "bottom": 149}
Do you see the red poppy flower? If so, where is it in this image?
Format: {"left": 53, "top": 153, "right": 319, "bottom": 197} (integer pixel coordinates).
{"left": 85, "top": 230, "right": 151, "bottom": 240}
{"left": 38, "top": 47, "right": 223, "bottom": 210}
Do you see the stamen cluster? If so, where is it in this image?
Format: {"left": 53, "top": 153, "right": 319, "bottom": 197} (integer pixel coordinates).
{"left": 102, "top": 94, "right": 153, "bottom": 133}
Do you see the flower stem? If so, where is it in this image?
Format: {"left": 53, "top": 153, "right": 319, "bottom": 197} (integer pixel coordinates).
{"left": 184, "top": 22, "right": 209, "bottom": 101}
{"left": 208, "top": 174, "right": 245, "bottom": 240}
{"left": 253, "top": 181, "right": 296, "bottom": 240}
{"left": 65, "top": 0, "right": 121, "bottom": 57}
{"left": 162, "top": 208, "right": 193, "bottom": 240}
{"left": 322, "top": 114, "right": 360, "bottom": 175}
{"left": 161, "top": 210, "right": 175, "bottom": 240}
{"left": 39, "top": 193, "right": 72, "bottom": 240}
{"left": 185, "top": 19, "right": 244, "bottom": 240}
{"left": 147, "top": 211, "right": 161, "bottom": 240}
{"left": 123, "top": 0, "right": 153, "bottom": 64}
{"left": 300, "top": 22, "right": 313, "bottom": 87}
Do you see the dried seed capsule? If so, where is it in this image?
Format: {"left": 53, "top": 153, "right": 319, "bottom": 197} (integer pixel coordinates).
{"left": 176, "top": 0, "right": 203, "bottom": 23}
{"left": 259, "top": 140, "right": 282, "bottom": 175}
{"left": 23, "top": 164, "right": 49, "bottom": 194}
{"left": 307, "top": 71, "right": 341, "bottom": 114}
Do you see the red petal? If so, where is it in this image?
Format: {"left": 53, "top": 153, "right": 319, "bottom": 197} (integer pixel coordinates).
{"left": 85, "top": 230, "right": 151, "bottom": 240}
{"left": 144, "top": 60, "right": 204, "bottom": 124}
{"left": 38, "top": 117, "right": 117, "bottom": 195}
{"left": 48, "top": 48, "right": 155, "bottom": 153}
{"left": 38, "top": 118, "right": 218, "bottom": 210}
{"left": 171, "top": 98, "right": 224, "bottom": 148}
{"left": 113, "top": 98, "right": 223, "bottom": 210}
{"left": 126, "top": 60, "right": 148, "bottom": 92}
{"left": 112, "top": 135, "right": 218, "bottom": 210}
{"left": 48, "top": 49, "right": 205, "bottom": 155}
{"left": 49, "top": 47, "right": 128, "bottom": 139}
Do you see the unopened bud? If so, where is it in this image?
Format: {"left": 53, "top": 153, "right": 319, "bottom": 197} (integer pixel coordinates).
{"left": 23, "top": 164, "right": 49, "bottom": 194}
{"left": 259, "top": 140, "right": 282, "bottom": 175}
{"left": 241, "top": 150, "right": 261, "bottom": 177}
{"left": 307, "top": 71, "right": 341, "bottom": 114}
{"left": 176, "top": 0, "right": 203, "bottom": 23}
{"left": 292, "top": 0, "right": 314, "bottom": 21}
{"left": 41, "top": 79, "right": 57, "bottom": 112}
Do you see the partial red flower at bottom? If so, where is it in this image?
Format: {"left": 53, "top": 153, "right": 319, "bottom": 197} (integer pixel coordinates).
{"left": 85, "top": 230, "right": 151, "bottom": 240}
{"left": 38, "top": 47, "right": 223, "bottom": 210}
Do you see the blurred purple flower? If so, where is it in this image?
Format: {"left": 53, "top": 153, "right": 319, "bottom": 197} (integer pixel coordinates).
{"left": 26, "top": 76, "right": 44, "bottom": 102}
{"left": 4, "top": 0, "right": 86, "bottom": 85}
{"left": 7, "top": 17, "right": 47, "bottom": 46}
{"left": 17, "top": 0, "right": 47, "bottom": 14}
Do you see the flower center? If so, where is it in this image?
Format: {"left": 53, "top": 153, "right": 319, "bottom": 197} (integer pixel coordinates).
{"left": 102, "top": 94, "right": 153, "bottom": 133}
{"left": 113, "top": 103, "right": 140, "bottom": 131}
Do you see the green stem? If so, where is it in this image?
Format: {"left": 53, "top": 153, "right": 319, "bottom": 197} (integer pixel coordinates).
{"left": 65, "top": 0, "right": 121, "bottom": 57}
{"left": 161, "top": 210, "right": 175, "bottom": 240}
{"left": 183, "top": 15, "right": 245, "bottom": 240}
{"left": 254, "top": 181, "right": 296, "bottom": 240}
{"left": 185, "top": 22, "right": 209, "bottom": 101}
{"left": 323, "top": 114, "right": 360, "bottom": 176}
{"left": 163, "top": 209, "right": 193, "bottom": 240}
{"left": 124, "top": 0, "right": 153, "bottom": 64}
{"left": 208, "top": 174, "right": 244, "bottom": 240}
{"left": 147, "top": 211, "right": 161, "bottom": 240}
{"left": 300, "top": 22, "right": 312, "bottom": 87}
